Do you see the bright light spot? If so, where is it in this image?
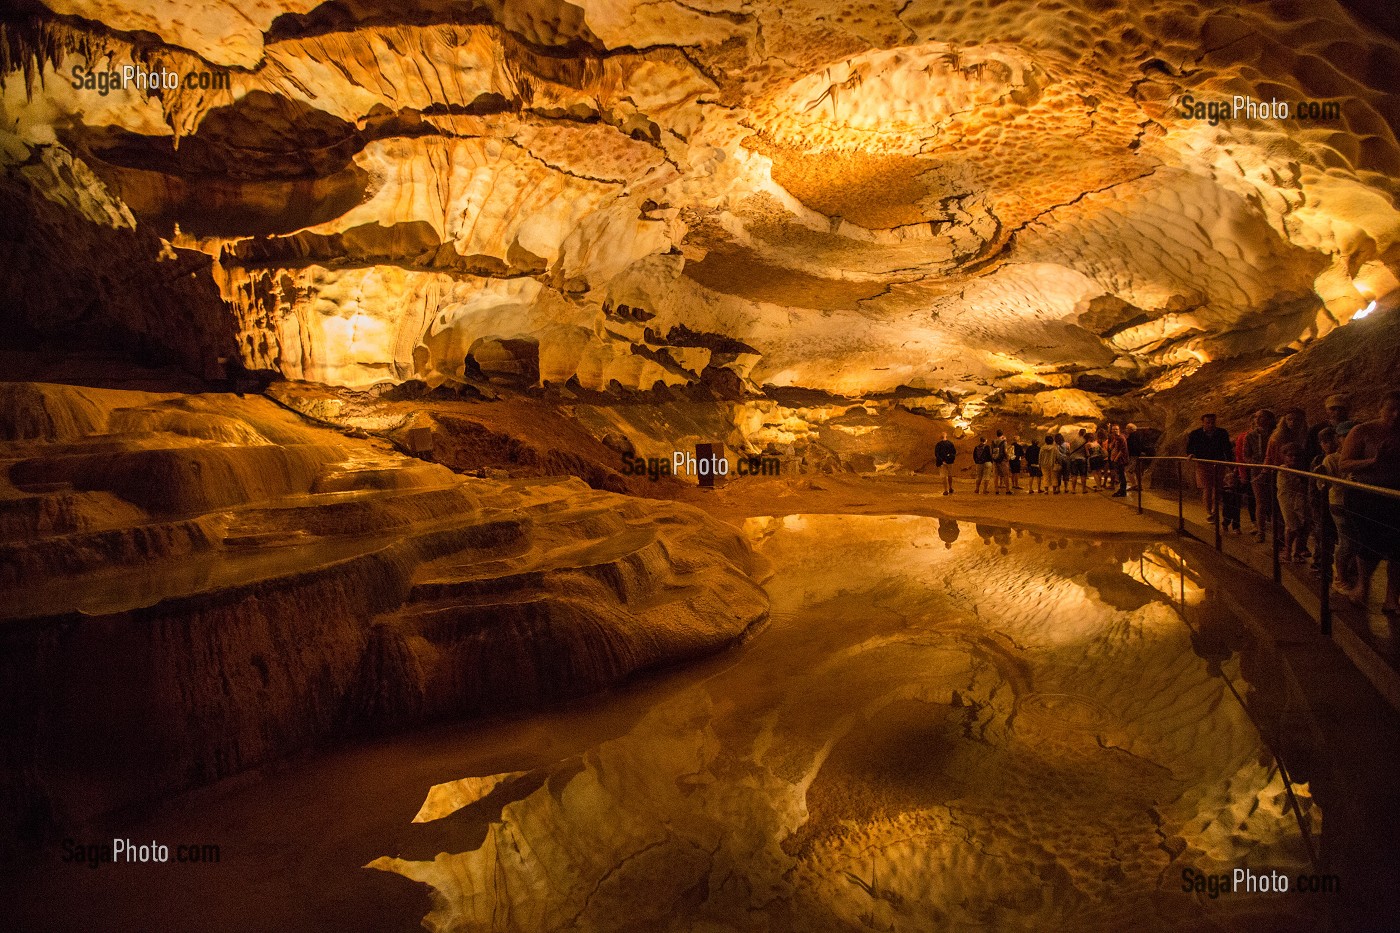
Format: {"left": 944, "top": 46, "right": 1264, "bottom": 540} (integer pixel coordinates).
{"left": 1353, "top": 300, "right": 1376, "bottom": 320}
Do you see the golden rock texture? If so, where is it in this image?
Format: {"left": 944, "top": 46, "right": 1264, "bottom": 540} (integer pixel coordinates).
{"left": 1, "top": 0, "right": 1398, "bottom": 411}
{"left": 0, "top": 382, "right": 768, "bottom": 842}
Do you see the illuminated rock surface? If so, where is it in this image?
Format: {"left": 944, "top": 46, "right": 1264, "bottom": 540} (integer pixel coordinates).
{"left": 2, "top": 0, "right": 1398, "bottom": 420}
{"left": 2, "top": 1, "right": 1400, "bottom": 926}
{"left": 0, "top": 382, "right": 768, "bottom": 838}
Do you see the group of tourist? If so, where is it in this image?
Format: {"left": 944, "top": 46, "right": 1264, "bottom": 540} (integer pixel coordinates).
{"left": 930, "top": 423, "right": 1152, "bottom": 498}
{"left": 1185, "top": 390, "right": 1400, "bottom": 613}
{"left": 927, "top": 391, "right": 1399, "bottom": 613}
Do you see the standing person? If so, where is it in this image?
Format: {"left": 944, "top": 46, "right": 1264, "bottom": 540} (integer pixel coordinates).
{"left": 1068, "top": 429, "right": 1090, "bottom": 494}
{"left": 1221, "top": 466, "right": 1244, "bottom": 535}
{"left": 1305, "top": 401, "right": 1348, "bottom": 559}
{"left": 1275, "top": 443, "right": 1309, "bottom": 561}
{"left": 1187, "top": 413, "right": 1234, "bottom": 520}
{"left": 1009, "top": 436, "right": 1024, "bottom": 490}
{"left": 1026, "top": 436, "right": 1043, "bottom": 493}
{"left": 1242, "top": 409, "right": 1277, "bottom": 541}
{"left": 1318, "top": 426, "right": 1358, "bottom": 593}
{"left": 1310, "top": 427, "right": 1339, "bottom": 572}
{"left": 973, "top": 436, "right": 992, "bottom": 494}
{"left": 934, "top": 432, "right": 957, "bottom": 496}
{"left": 1086, "top": 432, "right": 1106, "bottom": 489}
{"left": 991, "top": 429, "right": 1012, "bottom": 495}
{"left": 1268, "top": 408, "right": 1311, "bottom": 557}
{"left": 1308, "top": 394, "right": 1351, "bottom": 464}
{"left": 1124, "top": 423, "right": 1143, "bottom": 490}
{"left": 1233, "top": 424, "right": 1256, "bottom": 535}
{"left": 1339, "top": 390, "right": 1400, "bottom": 612}
{"left": 1039, "top": 434, "right": 1058, "bottom": 494}
{"left": 1267, "top": 408, "right": 1310, "bottom": 467}
{"left": 1054, "top": 433, "right": 1071, "bottom": 494}
{"left": 1106, "top": 423, "right": 1129, "bottom": 497}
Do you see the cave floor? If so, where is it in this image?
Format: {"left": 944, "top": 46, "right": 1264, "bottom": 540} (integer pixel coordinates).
{"left": 669, "top": 472, "right": 1166, "bottom": 536}
{"left": 11, "top": 510, "right": 1390, "bottom": 933}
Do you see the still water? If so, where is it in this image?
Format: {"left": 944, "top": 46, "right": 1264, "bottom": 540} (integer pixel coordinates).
{"left": 371, "top": 514, "right": 1316, "bottom": 933}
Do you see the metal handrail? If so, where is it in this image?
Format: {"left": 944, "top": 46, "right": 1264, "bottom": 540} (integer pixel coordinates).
{"left": 1138, "top": 454, "right": 1400, "bottom": 501}
{"left": 1130, "top": 454, "right": 1400, "bottom": 638}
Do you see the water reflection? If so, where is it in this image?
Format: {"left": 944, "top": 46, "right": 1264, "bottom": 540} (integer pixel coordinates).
{"left": 372, "top": 515, "right": 1317, "bottom": 932}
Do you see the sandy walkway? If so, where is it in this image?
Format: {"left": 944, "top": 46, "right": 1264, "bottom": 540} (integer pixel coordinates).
{"left": 670, "top": 473, "right": 1166, "bottom": 537}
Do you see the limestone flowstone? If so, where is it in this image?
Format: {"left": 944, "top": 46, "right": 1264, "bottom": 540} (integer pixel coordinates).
{"left": 1, "top": 0, "right": 1397, "bottom": 410}
{"left": 0, "top": 382, "right": 769, "bottom": 850}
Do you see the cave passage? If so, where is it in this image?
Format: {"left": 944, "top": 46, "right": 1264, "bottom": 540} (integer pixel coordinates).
{"left": 5, "top": 0, "right": 1400, "bottom": 930}
{"left": 6, "top": 516, "right": 1348, "bottom": 933}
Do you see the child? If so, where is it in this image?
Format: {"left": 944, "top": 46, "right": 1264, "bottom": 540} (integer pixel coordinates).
{"left": 1315, "top": 428, "right": 1355, "bottom": 588}
{"left": 1220, "top": 463, "right": 1243, "bottom": 535}
{"left": 1275, "top": 442, "right": 1309, "bottom": 562}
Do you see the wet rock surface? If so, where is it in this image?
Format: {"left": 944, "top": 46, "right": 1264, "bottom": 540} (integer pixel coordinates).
{"left": 0, "top": 382, "right": 769, "bottom": 854}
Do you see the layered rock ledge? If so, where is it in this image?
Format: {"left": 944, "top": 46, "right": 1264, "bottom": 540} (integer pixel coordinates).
{"left": 0, "top": 382, "right": 769, "bottom": 853}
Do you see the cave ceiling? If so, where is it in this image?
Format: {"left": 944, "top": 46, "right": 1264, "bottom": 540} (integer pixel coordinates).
{"left": 2, "top": 0, "right": 1399, "bottom": 406}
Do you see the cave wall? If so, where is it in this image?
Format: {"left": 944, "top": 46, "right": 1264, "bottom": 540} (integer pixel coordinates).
{"left": 1, "top": 0, "right": 1398, "bottom": 417}
{"left": 0, "top": 176, "right": 237, "bottom": 373}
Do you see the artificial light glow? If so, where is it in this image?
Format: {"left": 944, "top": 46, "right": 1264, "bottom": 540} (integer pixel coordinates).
{"left": 1354, "top": 300, "right": 1376, "bottom": 320}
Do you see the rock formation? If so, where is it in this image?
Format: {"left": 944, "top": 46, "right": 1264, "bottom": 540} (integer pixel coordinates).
{"left": 2, "top": 0, "right": 1399, "bottom": 916}
{"left": 2, "top": 0, "right": 1398, "bottom": 430}
{"left": 0, "top": 382, "right": 767, "bottom": 849}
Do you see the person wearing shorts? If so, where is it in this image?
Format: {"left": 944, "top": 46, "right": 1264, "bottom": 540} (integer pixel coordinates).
{"left": 933, "top": 433, "right": 957, "bottom": 495}
{"left": 991, "top": 430, "right": 1012, "bottom": 494}
{"left": 1086, "top": 432, "right": 1106, "bottom": 489}
{"left": 1026, "top": 437, "right": 1043, "bottom": 493}
{"left": 1068, "top": 430, "right": 1090, "bottom": 493}
{"left": 972, "top": 436, "right": 993, "bottom": 494}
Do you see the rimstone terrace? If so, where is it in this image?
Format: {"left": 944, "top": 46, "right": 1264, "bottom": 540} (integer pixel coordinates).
{"left": 2, "top": 0, "right": 1400, "bottom": 931}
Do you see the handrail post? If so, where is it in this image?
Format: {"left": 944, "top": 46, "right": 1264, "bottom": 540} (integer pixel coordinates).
{"left": 1320, "top": 498, "right": 1334, "bottom": 637}
{"left": 1176, "top": 460, "right": 1184, "bottom": 534}
{"left": 1213, "top": 462, "right": 1222, "bottom": 551}
{"left": 1270, "top": 477, "right": 1282, "bottom": 584}
{"left": 1179, "top": 555, "right": 1186, "bottom": 619}
{"left": 1136, "top": 459, "right": 1143, "bottom": 515}
{"left": 1132, "top": 458, "right": 1400, "bottom": 640}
